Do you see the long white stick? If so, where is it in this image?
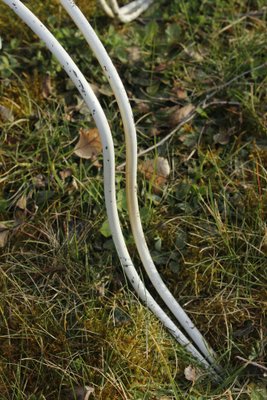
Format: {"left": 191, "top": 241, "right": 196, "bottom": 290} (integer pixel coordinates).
{"left": 1, "top": 0, "right": 215, "bottom": 371}
{"left": 60, "top": 0, "right": 220, "bottom": 371}
{"left": 119, "top": 0, "right": 154, "bottom": 15}
{"left": 98, "top": 0, "right": 115, "bottom": 18}
{"left": 99, "top": 0, "right": 154, "bottom": 22}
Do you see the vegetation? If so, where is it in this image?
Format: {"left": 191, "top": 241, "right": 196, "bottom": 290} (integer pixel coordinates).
{"left": 0, "top": 0, "right": 266, "bottom": 398}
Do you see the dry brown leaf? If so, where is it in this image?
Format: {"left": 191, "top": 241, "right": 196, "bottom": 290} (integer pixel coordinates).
{"left": 0, "top": 104, "right": 14, "bottom": 122}
{"left": 98, "top": 84, "right": 113, "bottom": 97}
{"left": 59, "top": 168, "right": 73, "bottom": 180}
{"left": 70, "top": 178, "right": 79, "bottom": 191}
{"left": 184, "top": 365, "right": 196, "bottom": 383}
{"left": 74, "top": 128, "right": 102, "bottom": 160}
{"left": 213, "top": 132, "right": 230, "bottom": 145}
{"left": 0, "top": 223, "right": 9, "bottom": 248}
{"left": 139, "top": 157, "right": 170, "bottom": 192}
{"left": 59, "top": 168, "right": 79, "bottom": 192}
{"left": 171, "top": 84, "right": 188, "bottom": 100}
{"left": 16, "top": 194, "right": 27, "bottom": 210}
{"left": 213, "top": 128, "right": 235, "bottom": 145}
{"left": 157, "top": 157, "right": 171, "bottom": 178}
{"left": 14, "top": 192, "right": 36, "bottom": 224}
{"left": 183, "top": 46, "right": 204, "bottom": 62}
{"left": 169, "top": 103, "right": 195, "bottom": 127}
{"left": 32, "top": 174, "right": 46, "bottom": 189}
{"left": 150, "top": 127, "right": 161, "bottom": 137}
{"left": 137, "top": 101, "right": 150, "bottom": 114}
{"left": 176, "top": 88, "right": 188, "bottom": 99}
{"left": 127, "top": 46, "right": 141, "bottom": 63}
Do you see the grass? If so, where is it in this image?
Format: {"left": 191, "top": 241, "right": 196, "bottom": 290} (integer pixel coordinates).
{"left": 0, "top": 0, "right": 266, "bottom": 398}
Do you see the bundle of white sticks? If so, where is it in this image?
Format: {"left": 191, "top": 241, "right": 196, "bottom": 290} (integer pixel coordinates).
{"left": 1, "top": 0, "right": 222, "bottom": 379}
{"left": 99, "top": 0, "right": 154, "bottom": 22}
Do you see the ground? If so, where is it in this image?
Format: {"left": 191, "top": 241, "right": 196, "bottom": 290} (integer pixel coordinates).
{"left": 0, "top": 0, "right": 266, "bottom": 399}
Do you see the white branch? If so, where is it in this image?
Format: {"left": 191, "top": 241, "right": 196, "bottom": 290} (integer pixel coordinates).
{"left": 98, "top": 0, "right": 115, "bottom": 18}
{"left": 120, "top": 0, "right": 154, "bottom": 15}
{"left": 100, "top": 0, "right": 154, "bottom": 22}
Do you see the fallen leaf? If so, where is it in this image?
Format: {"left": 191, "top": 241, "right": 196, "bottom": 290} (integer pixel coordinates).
{"left": 183, "top": 46, "right": 204, "bottom": 62}
{"left": 100, "top": 219, "right": 112, "bottom": 238}
{"left": 98, "top": 84, "right": 113, "bottom": 97}
{"left": 150, "top": 127, "right": 161, "bottom": 137}
{"left": 67, "top": 95, "right": 93, "bottom": 117}
{"left": 136, "top": 101, "right": 150, "bottom": 114}
{"left": 74, "top": 128, "right": 102, "bottom": 160}
{"left": 0, "top": 223, "right": 9, "bottom": 248}
{"left": 140, "top": 157, "right": 170, "bottom": 181}
{"left": 179, "top": 131, "right": 198, "bottom": 148}
{"left": 169, "top": 103, "right": 195, "bottom": 127}
{"left": 171, "top": 84, "right": 188, "bottom": 100}
{"left": 71, "top": 178, "right": 79, "bottom": 191}
{"left": 0, "top": 104, "right": 14, "bottom": 122}
{"left": 154, "top": 61, "right": 173, "bottom": 72}
{"left": 213, "top": 132, "right": 230, "bottom": 145}
{"left": 89, "top": 83, "right": 101, "bottom": 98}
{"left": 59, "top": 168, "right": 79, "bottom": 192}
{"left": 66, "top": 385, "right": 94, "bottom": 400}
{"left": 59, "top": 168, "right": 73, "bottom": 181}
{"left": 14, "top": 192, "right": 36, "bottom": 224}
{"left": 84, "top": 386, "right": 94, "bottom": 400}
{"left": 32, "top": 174, "right": 47, "bottom": 189}
{"left": 213, "top": 128, "right": 235, "bottom": 145}
{"left": 127, "top": 46, "right": 141, "bottom": 63}
{"left": 14, "top": 207, "right": 27, "bottom": 224}
{"left": 184, "top": 365, "right": 196, "bottom": 383}
{"left": 176, "top": 88, "right": 188, "bottom": 99}
{"left": 113, "top": 307, "right": 131, "bottom": 326}
{"left": 157, "top": 157, "right": 171, "bottom": 178}
{"left": 139, "top": 157, "right": 170, "bottom": 192}
{"left": 13, "top": 194, "right": 28, "bottom": 225}
{"left": 96, "top": 282, "right": 106, "bottom": 297}
{"left": 16, "top": 194, "right": 27, "bottom": 210}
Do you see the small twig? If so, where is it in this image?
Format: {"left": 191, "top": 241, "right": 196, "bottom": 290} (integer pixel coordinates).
{"left": 204, "top": 100, "right": 240, "bottom": 108}
{"left": 237, "top": 7, "right": 267, "bottom": 18}
{"left": 217, "top": 16, "right": 246, "bottom": 35}
{"left": 203, "top": 62, "right": 267, "bottom": 102}
{"left": 236, "top": 356, "right": 267, "bottom": 373}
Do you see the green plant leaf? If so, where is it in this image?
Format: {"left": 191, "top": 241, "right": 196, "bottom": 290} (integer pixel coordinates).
{"left": 99, "top": 219, "right": 112, "bottom": 238}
